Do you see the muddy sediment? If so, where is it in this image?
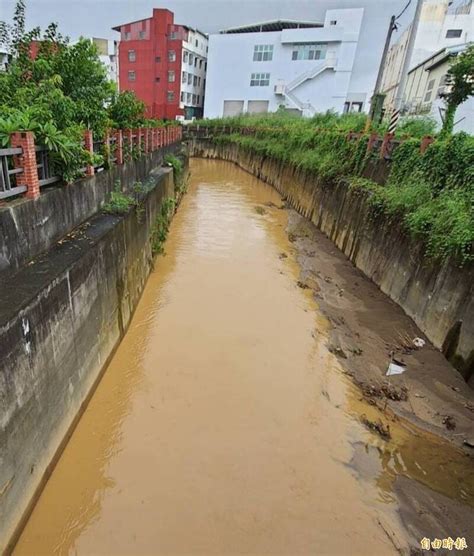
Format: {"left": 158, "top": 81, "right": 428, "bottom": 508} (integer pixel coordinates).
{"left": 13, "top": 160, "right": 474, "bottom": 555}
{"left": 188, "top": 140, "right": 474, "bottom": 386}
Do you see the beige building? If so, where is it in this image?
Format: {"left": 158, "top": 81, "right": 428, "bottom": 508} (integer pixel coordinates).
{"left": 380, "top": 0, "right": 473, "bottom": 110}
{"left": 396, "top": 42, "right": 473, "bottom": 133}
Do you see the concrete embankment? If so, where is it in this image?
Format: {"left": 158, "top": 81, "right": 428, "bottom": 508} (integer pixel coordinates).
{"left": 0, "top": 147, "right": 186, "bottom": 552}
{"left": 188, "top": 140, "right": 474, "bottom": 385}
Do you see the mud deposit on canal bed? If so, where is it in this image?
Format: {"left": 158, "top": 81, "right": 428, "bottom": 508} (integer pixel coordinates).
{"left": 13, "top": 159, "right": 474, "bottom": 555}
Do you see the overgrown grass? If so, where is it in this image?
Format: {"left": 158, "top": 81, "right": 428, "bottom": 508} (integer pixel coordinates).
{"left": 196, "top": 113, "right": 474, "bottom": 264}
{"left": 102, "top": 190, "right": 137, "bottom": 215}
{"left": 151, "top": 198, "right": 176, "bottom": 254}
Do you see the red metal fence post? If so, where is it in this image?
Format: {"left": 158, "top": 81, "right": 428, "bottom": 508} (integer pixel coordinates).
{"left": 366, "top": 132, "right": 378, "bottom": 155}
{"left": 10, "top": 131, "right": 40, "bottom": 199}
{"left": 83, "top": 129, "right": 95, "bottom": 177}
{"left": 144, "top": 128, "right": 149, "bottom": 153}
{"left": 104, "top": 129, "right": 110, "bottom": 166}
{"left": 136, "top": 128, "right": 143, "bottom": 153}
{"left": 380, "top": 133, "right": 395, "bottom": 159}
{"left": 126, "top": 129, "right": 133, "bottom": 160}
{"left": 115, "top": 129, "right": 123, "bottom": 165}
{"left": 420, "top": 135, "right": 434, "bottom": 154}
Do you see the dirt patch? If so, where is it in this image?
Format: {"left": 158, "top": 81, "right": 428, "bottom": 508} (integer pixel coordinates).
{"left": 285, "top": 209, "right": 474, "bottom": 451}
{"left": 361, "top": 415, "right": 391, "bottom": 440}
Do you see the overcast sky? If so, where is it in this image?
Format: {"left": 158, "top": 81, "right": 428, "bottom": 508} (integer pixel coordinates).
{"left": 1, "top": 0, "right": 415, "bottom": 41}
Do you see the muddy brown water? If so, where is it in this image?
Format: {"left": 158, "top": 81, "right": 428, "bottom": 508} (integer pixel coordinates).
{"left": 13, "top": 159, "right": 474, "bottom": 555}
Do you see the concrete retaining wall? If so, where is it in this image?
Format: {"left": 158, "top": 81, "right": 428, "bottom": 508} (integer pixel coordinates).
{"left": 189, "top": 139, "right": 474, "bottom": 385}
{"left": 0, "top": 145, "right": 179, "bottom": 278}
{"left": 0, "top": 164, "right": 177, "bottom": 552}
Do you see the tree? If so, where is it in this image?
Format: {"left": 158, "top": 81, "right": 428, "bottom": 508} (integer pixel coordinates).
{"left": 108, "top": 90, "right": 146, "bottom": 129}
{"left": 440, "top": 45, "right": 474, "bottom": 136}
{"left": 0, "top": 0, "right": 154, "bottom": 180}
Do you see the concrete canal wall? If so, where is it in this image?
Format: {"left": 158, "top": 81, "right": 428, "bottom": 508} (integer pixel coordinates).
{"left": 189, "top": 139, "right": 474, "bottom": 385}
{"left": 0, "top": 146, "right": 180, "bottom": 277}
{"left": 0, "top": 147, "right": 186, "bottom": 552}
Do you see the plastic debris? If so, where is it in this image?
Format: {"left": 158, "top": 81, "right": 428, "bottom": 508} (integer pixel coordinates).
{"left": 413, "top": 337, "right": 426, "bottom": 348}
{"left": 386, "top": 362, "right": 406, "bottom": 376}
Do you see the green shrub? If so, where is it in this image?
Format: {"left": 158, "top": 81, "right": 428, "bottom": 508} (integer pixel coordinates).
{"left": 196, "top": 113, "right": 474, "bottom": 264}
{"left": 395, "top": 116, "right": 438, "bottom": 138}
{"left": 164, "top": 153, "right": 183, "bottom": 175}
{"left": 102, "top": 190, "right": 136, "bottom": 215}
{"left": 150, "top": 198, "right": 176, "bottom": 254}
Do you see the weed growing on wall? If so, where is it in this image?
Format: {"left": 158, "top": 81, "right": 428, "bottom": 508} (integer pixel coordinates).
{"left": 199, "top": 113, "right": 474, "bottom": 264}
{"left": 150, "top": 198, "right": 176, "bottom": 255}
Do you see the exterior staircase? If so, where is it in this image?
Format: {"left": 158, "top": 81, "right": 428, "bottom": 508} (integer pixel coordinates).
{"left": 274, "top": 54, "right": 337, "bottom": 117}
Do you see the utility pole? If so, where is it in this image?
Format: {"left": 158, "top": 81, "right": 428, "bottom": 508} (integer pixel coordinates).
{"left": 367, "top": 15, "right": 397, "bottom": 128}
{"left": 391, "top": 0, "right": 425, "bottom": 129}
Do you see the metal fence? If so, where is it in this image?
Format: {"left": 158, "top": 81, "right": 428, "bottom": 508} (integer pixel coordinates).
{"left": 1, "top": 126, "right": 182, "bottom": 202}
{"left": 183, "top": 125, "right": 419, "bottom": 162}
{"left": 35, "top": 146, "right": 61, "bottom": 188}
{"left": 0, "top": 147, "right": 25, "bottom": 200}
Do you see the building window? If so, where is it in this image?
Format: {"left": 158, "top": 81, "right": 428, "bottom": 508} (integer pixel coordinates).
{"left": 169, "top": 31, "right": 178, "bottom": 40}
{"left": 128, "top": 70, "right": 136, "bottom": 81}
{"left": 193, "top": 75, "right": 198, "bottom": 86}
{"left": 168, "top": 50, "right": 176, "bottom": 62}
{"left": 189, "top": 53, "right": 194, "bottom": 65}
{"left": 424, "top": 78, "right": 435, "bottom": 102}
{"left": 188, "top": 73, "right": 192, "bottom": 85}
{"left": 446, "top": 29, "right": 462, "bottom": 38}
{"left": 167, "top": 91, "right": 175, "bottom": 102}
{"left": 437, "top": 74, "right": 448, "bottom": 98}
{"left": 194, "top": 57, "right": 198, "bottom": 67}
{"left": 253, "top": 44, "right": 273, "bottom": 62}
{"left": 250, "top": 72, "right": 270, "bottom": 86}
{"left": 192, "top": 94, "right": 197, "bottom": 104}
{"left": 197, "top": 95, "right": 200, "bottom": 104}
{"left": 168, "top": 70, "right": 175, "bottom": 82}
{"left": 199, "top": 59, "right": 203, "bottom": 69}
{"left": 128, "top": 49, "right": 136, "bottom": 62}
{"left": 330, "top": 20, "right": 337, "bottom": 25}
{"left": 124, "top": 31, "right": 131, "bottom": 40}
{"left": 187, "top": 92, "right": 192, "bottom": 103}
{"left": 182, "top": 71, "right": 187, "bottom": 83}
{"left": 195, "top": 39, "right": 199, "bottom": 47}
{"left": 292, "top": 44, "right": 327, "bottom": 61}
{"left": 155, "top": 56, "right": 161, "bottom": 63}
{"left": 183, "top": 51, "right": 188, "bottom": 63}
{"left": 139, "top": 30, "right": 146, "bottom": 40}
{"left": 181, "top": 91, "right": 185, "bottom": 102}
{"left": 198, "top": 76, "right": 201, "bottom": 86}
{"left": 205, "top": 61, "right": 207, "bottom": 71}
{"left": 344, "top": 101, "right": 363, "bottom": 113}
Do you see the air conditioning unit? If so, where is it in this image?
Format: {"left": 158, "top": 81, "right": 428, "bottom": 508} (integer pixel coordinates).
{"left": 274, "top": 82, "right": 286, "bottom": 95}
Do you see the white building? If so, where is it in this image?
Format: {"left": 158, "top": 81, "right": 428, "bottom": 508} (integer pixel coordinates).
{"left": 0, "top": 48, "right": 10, "bottom": 72}
{"left": 380, "top": 0, "right": 474, "bottom": 109}
{"left": 204, "top": 9, "right": 376, "bottom": 118}
{"left": 90, "top": 38, "right": 119, "bottom": 85}
{"left": 179, "top": 27, "right": 208, "bottom": 121}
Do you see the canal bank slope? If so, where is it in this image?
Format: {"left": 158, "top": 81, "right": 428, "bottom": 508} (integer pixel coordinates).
{"left": 0, "top": 150, "right": 187, "bottom": 553}
{"left": 188, "top": 141, "right": 474, "bottom": 444}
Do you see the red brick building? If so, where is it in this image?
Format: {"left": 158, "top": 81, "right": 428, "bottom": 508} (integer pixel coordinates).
{"left": 113, "top": 9, "right": 208, "bottom": 121}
